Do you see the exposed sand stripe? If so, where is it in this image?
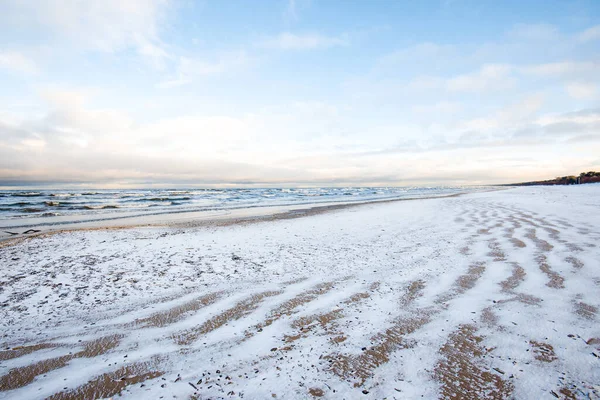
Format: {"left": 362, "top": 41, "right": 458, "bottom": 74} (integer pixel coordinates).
{"left": 172, "top": 290, "right": 282, "bottom": 346}
{"left": 499, "top": 262, "right": 525, "bottom": 292}
{"left": 574, "top": 301, "right": 597, "bottom": 320}
{"left": 502, "top": 224, "right": 526, "bottom": 248}
{"left": 327, "top": 313, "right": 431, "bottom": 386}
{"left": 133, "top": 291, "right": 223, "bottom": 328}
{"left": 436, "top": 262, "right": 486, "bottom": 304}
{"left": 0, "top": 343, "right": 57, "bottom": 362}
{"left": 46, "top": 358, "right": 164, "bottom": 400}
{"left": 323, "top": 280, "right": 430, "bottom": 386}
{"left": 434, "top": 324, "right": 513, "bottom": 399}
{"left": 536, "top": 255, "right": 565, "bottom": 289}
{"left": 519, "top": 226, "right": 565, "bottom": 289}
{"left": 399, "top": 279, "right": 425, "bottom": 307}
{"left": 509, "top": 237, "right": 527, "bottom": 248}
{"left": 529, "top": 340, "right": 557, "bottom": 363}
{"left": 284, "top": 283, "right": 380, "bottom": 345}
{"left": 0, "top": 335, "right": 122, "bottom": 391}
{"left": 326, "top": 265, "right": 489, "bottom": 387}
{"left": 245, "top": 282, "right": 336, "bottom": 339}
{"left": 524, "top": 229, "right": 553, "bottom": 252}
{"left": 487, "top": 239, "right": 506, "bottom": 261}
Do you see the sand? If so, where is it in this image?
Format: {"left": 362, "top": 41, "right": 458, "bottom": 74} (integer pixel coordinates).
{"left": 0, "top": 185, "right": 599, "bottom": 399}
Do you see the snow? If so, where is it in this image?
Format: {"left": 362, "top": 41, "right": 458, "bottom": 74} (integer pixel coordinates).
{"left": 1, "top": 185, "right": 599, "bottom": 399}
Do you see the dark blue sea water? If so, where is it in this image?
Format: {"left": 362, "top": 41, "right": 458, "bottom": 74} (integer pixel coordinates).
{"left": 0, "top": 186, "right": 485, "bottom": 221}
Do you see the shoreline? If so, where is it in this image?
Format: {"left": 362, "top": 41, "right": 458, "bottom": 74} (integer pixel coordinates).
{"left": 0, "top": 189, "right": 503, "bottom": 246}
{"left": 0, "top": 187, "right": 486, "bottom": 231}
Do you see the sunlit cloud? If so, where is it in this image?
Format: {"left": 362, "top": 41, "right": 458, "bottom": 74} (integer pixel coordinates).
{"left": 0, "top": 51, "right": 38, "bottom": 74}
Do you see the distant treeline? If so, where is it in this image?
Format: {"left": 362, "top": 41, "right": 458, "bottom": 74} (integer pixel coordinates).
{"left": 508, "top": 171, "right": 600, "bottom": 186}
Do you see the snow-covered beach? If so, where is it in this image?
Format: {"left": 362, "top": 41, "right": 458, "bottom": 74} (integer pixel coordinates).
{"left": 0, "top": 185, "right": 599, "bottom": 399}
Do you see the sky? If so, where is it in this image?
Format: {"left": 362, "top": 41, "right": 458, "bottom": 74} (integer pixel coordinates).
{"left": 0, "top": 0, "right": 599, "bottom": 188}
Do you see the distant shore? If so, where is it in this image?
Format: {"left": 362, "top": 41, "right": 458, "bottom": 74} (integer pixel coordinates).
{"left": 502, "top": 171, "right": 600, "bottom": 186}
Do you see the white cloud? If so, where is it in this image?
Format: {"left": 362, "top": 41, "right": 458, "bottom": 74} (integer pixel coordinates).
{"left": 578, "top": 25, "right": 600, "bottom": 42}
{"left": 283, "top": 0, "right": 312, "bottom": 25}
{"left": 455, "top": 94, "right": 545, "bottom": 136}
{"left": 411, "top": 101, "right": 462, "bottom": 115}
{"left": 5, "top": 85, "right": 592, "bottom": 187}
{"left": 2, "top": 93, "right": 599, "bottom": 186}
{"left": 406, "top": 76, "right": 445, "bottom": 91}
{"left": 284, "top": 0, "right": 298, "bottom": 23}
{"left": 406, "top": 64, "right": 516, "bottom": 93}
{"left": 536, "top": 109, "right": 600, "bottom": 127}
{"left": 520, "top": 61, "right": 599, "bottom": 78}
{"left": 447, "top": 64, "right": 515, "bottom": 92}
{"left": 137, "top": 40, "right": 170, "bottom": 69}
{"left": 0, "top": 0, "right": 171, "bottom": 64}
{"left": 496, "top": 94, "right": 545, "bottom": 124}
{"left": 405, "top": 60, "right": 598, "bottom": 96}
{"left": 155, "top": 77, "right": 192, "bottom": 89}
{"left": 257, "top": 32, "right": 347, "bottom": 50}
{"left": 507, "top": 23, "right": 560, "bottom": 41}
{"left": 565, "top": 82, "right": 597, "bottom": 100}
{"left": 156, "top": 51, "right": 252, "bottom": 89}
{"left": 0, "top": 51, "right": 38, "bottom": 74}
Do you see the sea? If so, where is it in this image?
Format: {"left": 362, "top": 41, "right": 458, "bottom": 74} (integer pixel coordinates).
{"left": 0, "top": 186, "right": 487, "bottom": 227}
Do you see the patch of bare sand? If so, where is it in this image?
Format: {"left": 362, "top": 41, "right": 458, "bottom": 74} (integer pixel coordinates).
{"left": 400, "top": 280, "right": 425, "bottom": 307}
{"left": 282, "top": 277, "right": 308, "bottom": 285}
{"left": 0, "top": 343, "right": 57, "bottom": 362}
{"left": 480, "top": 307, "right": 499, "bottom": 327}
{"left": 487, "top": 240, "right": 506, "bottom": 261}
{"left": 46, "top": 357, "right": 165, "bottom": 400}
{"left": 255, "top": 286, "right": 379, "bottom": 372}
{"left": 172, "top": 290, "right": 282, "bottom": 346}
{"left": 529, "top": 340, "right": 557, "bottom": 363}
{"left": 327, "top": 314, "right": 430, "bottom": 387}
{"left": 245, "top": 282, "right": 336, "bottom": 339}
{"left": 285, "top": 284, "right": 380, "bottom": 346}
{"left": 500, "top": 263, "right": 525, "bottom": 292}
{"left": 496, "top": 263, "right": 543, "bottom": 305}
{"left": 506, "top": 216, "right": 522, "bottom": 229}
{"left": 525, "top": 229, "right": 553, "bottom": 252}
{"left": 509, "top": 238, "right": 527, "bottom": 248}
{"left": 565, "top": 242, "right": 584, "bottom": 252}
{"left": 434, "top": 324, "right": 513, "bottom": 399}
{"left": 133, "top": 291, "right": 223, "bottom": 328}
{"left": 324, "top": 280, "right": 430, "bottom": 386}
{"left": 0, "top": 335, "right": 122, "bottom": 391}
{"left": 500, "top": 219, "right": 524, "bottom": 246}
{"left": 536, "top": 255, "right": 565, "bottom": 289}
{"left": 497, "top": 262, "right": 542, "bottom": 305}
{"left": 286, "top": 309, "right": 344, "bottom": 345}
{"left": 500, "top": 293, "right": 542, "bottom": 306}
{"left": 565, "top": 256, "right": 584, "bottom": 271}
{"left": 574, "top": 301, "right": 597, "bottom": 320}
{"left": 436, "top": 262, "right": 486, "bottom": 304}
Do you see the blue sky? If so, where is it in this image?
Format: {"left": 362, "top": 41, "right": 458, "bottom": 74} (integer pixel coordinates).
{"left": 0, "top": 0, "right": 599, "bottom": 187}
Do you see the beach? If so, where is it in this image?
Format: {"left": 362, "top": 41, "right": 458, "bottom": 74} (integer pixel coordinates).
{"left": 0, "top": 185, "right": 599, "bottom": 399}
